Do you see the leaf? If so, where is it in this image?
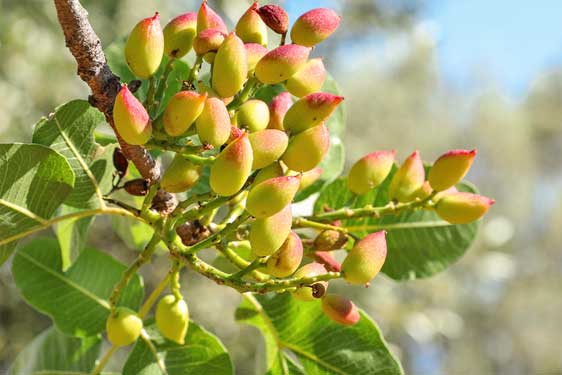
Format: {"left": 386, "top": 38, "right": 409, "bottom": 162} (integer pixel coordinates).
{"left": 236, "top": 293, "right": 403, "bottom": 375}
{"left": 32, "top": 100, "right": 115, "bottom": 209}
{"left": 13, "top": 238, "right": 144, "bottom": 337}
{"left": 10, "top": 326, "right": 101, "bottom": 375}
{"left": 112, "top": 214, "right": 156, "bottom": 251}
{"left": 123, "top": 321, "right": 234, "bottom": 375}
{"left": 55, "top": 204, "right": 95, "bottom": 270}
{"left": 313, "top": 173, "right": 479, "bottom": 280}
{"left": 0, "top": 143, "right": 75, "bottom": 265}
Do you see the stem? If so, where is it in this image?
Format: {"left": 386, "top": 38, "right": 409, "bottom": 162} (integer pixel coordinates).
{"left": 179, "top": 195, "right": 231, "bottom": 224}
{"left": 186, "top": 56, "right": 203, "bottom": 86}
{"left": 144, "top": 75, "right": 157, "bottom": 109}
{"left": 154, "top": 58, "right": 175, "bottom": 113}
{"left": 216, "top": 244, "right": 270, "bottom": 281}
{"left": 138, "top": 272, "right": 172, "bottom": 319}
{"left": 229, "top": 256, "right": 270, "bottom": 280}
{"left": 280, "top": 32, "right": 287, "bottom": 46}
{"left": 172, "top": 192, "right": 216, "bottom": 217}
{"left": 90, "top": 345, "right": 118, "bottom": 375}
{"left": 103, "top": 197, "right": 141, "bottom": 216}
{"left": 145, "top": 139, "right": 203, "bottom": 155}
{"left": 170, "top": 262, "right": 183, "bottom": 300}
{"left": 140, "top": 330, "right": 167, "bottom": 374}
{"left": 227, "top": 77, "right": 260, "bottom": 111}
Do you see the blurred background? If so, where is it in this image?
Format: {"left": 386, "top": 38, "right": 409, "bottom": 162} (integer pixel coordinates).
{"left": 1, "top": 0, "right": 561, "bottom": 374}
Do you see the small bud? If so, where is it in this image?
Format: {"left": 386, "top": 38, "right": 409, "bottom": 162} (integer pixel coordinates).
{"left": 429, "top": 149, "right": 477, "bottom": 192}
{"left": 236, "top": 2, "right": 268, "bottom": 46}
{"left": 156, "top": 295, "right": 189, "bottom": 345}
{"left": 285, "top": 58, "right": 327, "bottom": 98}
{"left": 163, "top": 12, "right": 197, "bottom": 58}
{"left": 197, "top": 0, "right": 227, "bottom": 34}
{"left": 435, "top": 192, "right": 495, "bottom": 224}
{"left": 210, "top": 132, "right": 253, "bottom": 196}
{"left": 249, "top": 129, "right": 289, "bottom": 169}
{"left": 321, "top": 294, "right": 360, "bottom": 326}
{"left": 255, "top": 44, "right": 311, "bottom": 84}
{"left": 267, "top": 91, "right": 293, "bottom": 130}
{"left": 298, "top": 167, "right": 323, "bottom": 192}
{"left": 257, "top": 4, "right": 289, "bottom": 35}
{"left": 291, "top": 8, "right": 341, "bottom": 47}
{"left": 113, "top": 147, "right": 128, "bottom": 177}
{"left": 265, "top": 231, "right": 304, "bottom": 277}
{"left": 347, "top": 150, "right": 396, "bottom": 195}
{"left": 282, "top": 123, "right": 330, "bottom": 172}
{"left": 163, "top": 91, "right": 207, "bottom": 136}
{"left": 253, "top": 162, "right": 284, "bottom": 185}
{"left": 313, "top": 251, "right": 341, "bottom": 272}
{"left": 193, "top": 28, "right": 226, "bottom": 56}
{"left": 250, "top": 204, "right": 292, "bottom": 256}
{"left": 125, "top": 13, "right": 164, "bottom": 79}
{"left": 341, "top": 231, "right": 387, "bottom": 285}
{"left": 106, "top": 307, "right": 143, "bottom": 347}
{"left": 123, "top": 178, "right": 150, "bottom": 196}
{"left": 212, "top": 33, "right": 248, "bottom": 98}
{"left": 236, "top": 99, "right": 270, "bottom": 132}
{"left": 150, "top": 189, "right": 178, "bottom": 215}
{"left": 113, "top": 85, "right": 152, "bottom": 145}
{"left": 176, "top": 220, "right": 211, "bottom": 246}
{"left": 314, "top": 229, "right": 348, "bottom": 251}
{"left": 245, "top": 43, "right": 268, "bottom": 73}
{"left": 246, "top": 175, "right": 301, "bottom": 218}
{"left": 196, "top": 97, "right": 231, "bottom": 148}
{"left": 283, "top": 92, "right": 343, "bottom": 133}
{"left": 161, "top": 155, "right": 201, "bottom": 193}
{"left": 292, "top": 262, "right": 328, "bottom": 302}
{"left": 388, "top": 151, "right": 425, "bottom": 203}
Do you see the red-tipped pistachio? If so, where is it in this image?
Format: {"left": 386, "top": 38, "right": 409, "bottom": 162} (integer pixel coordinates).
{"left": 285, "top": 58, "right": 327, "bottom": 98}
{"left": 236, "top": 99, "right": 270, "bottom": 132}
{"left": 161, "top": 154, "right": 201, "bottom": 193}
{"left": 341, "top": 231, "right": 387, "bottom": 285}
{"left": 246, "top": 175, "right": 300, "bottom": 218}
{"left": 313, "top": 251, "right": 342, "bottom": 272}
{"left": 210, "top": 132, "right": 253, "bottom": 196}
{"left": 245, "top": 43, "right": 268, "bottom": 73}
{"left": 388, "top": 150, "right": 425, "bottom": 203}
{"left": 283, "top": 92, "right": 343, "bottom": 133}
{"left": 155, "top": 295, "right": 189, "bottom": 345}
{"left": 282, "top": 123, "right": 330, "bottom": 172}
{"left": 163, "top": 13, "right": 197, "bottom": 58}
{"left": 267, "top": 91, "right": 293, "bottom": 130}
{"left": 435, "top": 192, "right": 495, "bottom": 224}
{"left": 250, "top": 204, "right": 292, "bottom": 256}
{"left": 249, "top": 129, "right": 289, "bottom": 169}
{"left": 193, "top": 28, "right": 226, "bottom": 56}
{"left": 291, "top": 8, "right": 341, "bottom": 47}
{"left": 106, "top": 307, "right": 143, "bottom": 347}
{"left": 265, "top": 231, "right": 304, "bottom": 277}
{"left": 163, "top": 91, "right": 207, "bottom": 137}
{"left": 321, "top": 294, "right": 360, "bottom": 326}
{"left": 113, "top": 85, "right": 152, "bottom": 145}
{"left": 348, "top": 150, "right": 396, "bottom": 195}
{"left": 197, "top": 0, "right": 228, "bottom": 33}
{"left": 255, "top": 44, "right": 311, "bottom": 84}
{"left": 257, "top": 4, "right": 289, "bottom": 35}
{"left": 298, "top": 167, "right": 323, "bottom": 191}
{"left": 292, "top": 262, "right": 328, "bottom": 301}
{"left": 429, "top": 149, "right": 477, "bottom": 192}
{"left": 212, "top": 33, "right": 248, "bottom": 98}
{"left": 196, "top": 97, "right": 231, "bottom": 148}
{"left": 236, "top": 2, "right": 268, "bottom": 46}
{"left": 125, "top": 13, "right": 164, "bottom": 79}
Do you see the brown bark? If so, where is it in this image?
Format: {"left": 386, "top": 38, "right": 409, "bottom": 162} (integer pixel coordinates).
{"left": 53, "top": 0, "right": 160, "bottom": 182}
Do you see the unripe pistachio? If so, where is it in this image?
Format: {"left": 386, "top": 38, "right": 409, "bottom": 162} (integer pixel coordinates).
{"left": 257, "top": 4, "right": 289, "bottom": 35}
{"left": 212, "top": 33, "right": 248, "bottom": 98}
{"left": 253, "top": 162, "right": 284, "bottom": 185}
{"left": 292, "top": 262, "right": 328, "bottom": 301}
{"left": 265, "top": 231, "right": 304, "bottom": 277}
{"left": 106, "top": 307, "right": 143, "bottom": 347}
{"left": 196, "top": 97, "right": 231, "bottom": 148}
{"left": 245, "top": 43, "right": 268, "bottom": 73}
{"left": 210, "top": 132, "right": 253, "bottom": 196}
{"left": 250, "top": 204, "right": 292, "bottom": 256}
{"left": 429, "top": 149, "right": 477, "bottom": 192}
{"left": 156, "top": 295, "right": 189, "bottom": 345}
{"left": 321, "top": 294, "right": 360, "bottom": 326}
{"left": 388, "top": 151, "right": 425, "bottom": 203}
{"left": 282, "top": 123, "right": 330, "bottom": 172}
{"left": 161, "top": 155, "right": 201, "bottom": 193}
{"left": 314, "top": 229, "right": 348, "bottom": 251}
{"left": 236, "top": 99, "right": 270, "bottom": 132}
{"left": 113, "top": 147, "right": 128, "bottom": 177}
{"left": 246, "top": 175, "right": 300, "bottom": 218}
{"left": 341, "top": 231, "right": 387, "bottom": 285}
{"left": 348, "top": 150, "right": 396, "bottom": 195}
{"left": 283, "top": 92, "right": 343, "bottom": 133}
{"left": 313, "top": 251, "right": 341, "bottom": 272}
{"left": 291, "top": 8, "right": 341, "bottom": 47}
{"left": 435, "top": 192, "right": 495, "bottom": 224}
{"left": 285, "top": 58, "right": 327, "bottom": 98}
{"left": 255, "top": 44, "right": 311, "bottom": 84}
{"left": 163, "top": 13, "right": 197, "bottom": 58}
{"left": 163, "top": 91, "right": 207, "bottom": 136}
{"left": 197, "top": 0, "right": 228, "bottom": 34}
{"left": 236, "top": 2, "right": 268, "bottom": 46}
{"left": 193, "top": 28, "right": 226, "bottom": 56}
{"left": 125, "top": 13, "right": 164, "bottom": 79}
{"left": 268, "top": 91, "right": 293, "bottom": 130}
{"left": 123, "top": 178, "right": 150, "bottom": 196}
{"left": 298, "top": 167, "right": 323, "bottom": 191}
{"left": 113, "top": 85, "right": 152, "bottom": 145}
{"left": 249, "top": 129, "right": 289, "bottom": 169}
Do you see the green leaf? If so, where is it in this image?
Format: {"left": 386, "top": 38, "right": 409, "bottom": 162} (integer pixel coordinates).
{"left": 55, "top": 204, "right": 95, "bottom": 270}
{"left": 123, "top": 321, "right": 234, "bottom": 375}
{"left": 236, "top": 293, "right": 403, "bottom": 375}
{"left": 112, "top": 214, "right": 156, "bottom": 251}
{"left": 13, "top": 238, "right": 144, "bottom": 337}
{"left": 32, "top": 100, "right": 114, "bottom": 209}
{"left": 0, "top": 143, "right": 75, "bottom": 265}
{"left": 313, "top": 174, "right": 479, "bottom": 280}
{"left": 10, "top": 326, "right": 101, "bottom": 375}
